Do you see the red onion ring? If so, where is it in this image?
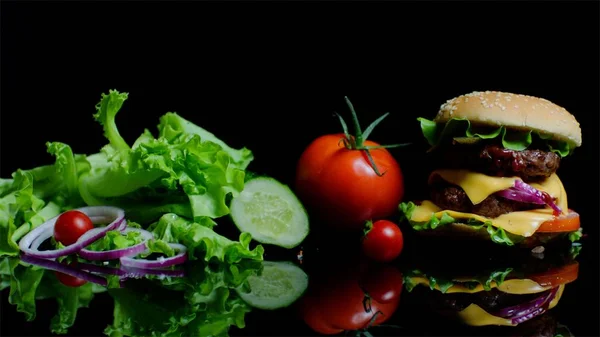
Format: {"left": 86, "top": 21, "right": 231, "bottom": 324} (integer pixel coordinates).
{"left": 497, "top": 180, "right": 562, "bottom": 216}
{"left": 20, "top": 254, "right": 108, "bottom": 287}
{"left": 78, "top": 227, "right": 154, "bottom": 261}
{"left": 18, "top": 206, "right": 125, "bottom": 259}
{"left": 120, "top": 243, "right": 187, "bottom": 269}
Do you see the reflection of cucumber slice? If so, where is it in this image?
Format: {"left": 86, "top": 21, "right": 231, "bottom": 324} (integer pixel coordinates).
{"left": 230, "top": 177, "right": 309, "bottom": 248}
{"left": 236, "top": 261, "right": 309, "bottom": 310}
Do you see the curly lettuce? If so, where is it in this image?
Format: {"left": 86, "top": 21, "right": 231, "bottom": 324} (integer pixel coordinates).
{"left": 78, "top": 90, "right": 253, "bottom": 224}
{"left": 0, "top": 141, "right": 87, "bottom": 257}
{"left": 417, "top": 117, "right": 573, "bottom": 157}
{"left": 149, "top": 213, "right": 264, "bottom": 264}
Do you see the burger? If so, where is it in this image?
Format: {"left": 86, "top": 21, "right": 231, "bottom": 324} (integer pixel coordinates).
{"left": 399, "top": 241, "right": 580, "bottom": 336}
{"left": 399, "top": 91, "right": 583, "bottom": 247}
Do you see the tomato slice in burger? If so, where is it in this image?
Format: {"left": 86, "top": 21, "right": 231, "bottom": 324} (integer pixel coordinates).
{"left": 536, "top": 210, "right": 580, "bottom": 233}
{"left": 528, "top": 261, "right": 579, "bottom": 288}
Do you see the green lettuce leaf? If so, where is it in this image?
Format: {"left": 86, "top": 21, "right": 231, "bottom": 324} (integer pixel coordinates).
{"left": 403, "top": 267, "right": 514, "bottom": 294}
{"left": 1, "top": 141, "right": 88, "bottom": 257}
{"left": 86, "top": 228, "right": 145, "bottom": 253}
{"left": 399, "top": 201, "right": 518, "bottom": 246}
{"left": 417, "top": 117, "right": 573, "bottom": 157}
{"left": 158, "top": 112, "right": 253, "bottom": 170}
{"left": 78, "top": 90, "right": 252, "bottom": 223}
{"left": 149, "top": 213, "right": 264, "bottom": 264}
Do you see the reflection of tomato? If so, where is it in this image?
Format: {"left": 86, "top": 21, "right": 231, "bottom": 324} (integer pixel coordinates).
{"left": 301, "top": 260, "right": 402, "bottom": 335}
{"left": 55, "top": 261, "right": 87, "bottom": 287}
{"left": 361, "top": 264, "right": 404, "bottom": 304}
{"left": 536, "top": 210, "right": 580, "bottom": 233}
{"left": 528, "top": 261, "right": 579, "bottom": 287}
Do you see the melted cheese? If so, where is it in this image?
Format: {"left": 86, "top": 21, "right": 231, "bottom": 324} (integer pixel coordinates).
{"left": 457, "top": 304, "right": 514, "bottom": 326}
{"left": 409, "top": 277, "right": 551, "bottom": 294}
{"left": 456, "top": 284, "right": 565, "bottom": 327}
{"left": 411, "top": 200, "right": 559, "bottom": 237}
{"left": 428, "top": 170, "right": 568, "bottom": 212}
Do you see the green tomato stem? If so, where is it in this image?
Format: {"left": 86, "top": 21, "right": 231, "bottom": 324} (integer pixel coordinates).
{"left": 344, "top": 96, "right": 364, "bottom": 147}
{"left": 335, "top": 97, "right": 411, "bottom": 177}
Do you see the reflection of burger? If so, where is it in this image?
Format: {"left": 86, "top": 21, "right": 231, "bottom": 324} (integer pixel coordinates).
{"left": 399, "top": 242, "right": 580, "bottom": 336}
{"left": 400, "top": 91, "right": 583, "bottom": 247}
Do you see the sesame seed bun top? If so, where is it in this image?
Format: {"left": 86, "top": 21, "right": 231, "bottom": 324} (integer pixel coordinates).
{"left": 435, "top": 91, "right": 582, "bottom": 148}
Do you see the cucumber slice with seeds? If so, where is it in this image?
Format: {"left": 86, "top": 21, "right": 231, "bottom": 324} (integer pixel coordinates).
{"left": 236, "top": 261, "right": 309, "bottom": 310}
{"left": 230, "top": 177, "right": 309, "bottom": 248}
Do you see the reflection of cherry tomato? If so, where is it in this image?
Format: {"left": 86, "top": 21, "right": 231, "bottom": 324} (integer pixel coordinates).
{"left": 300, "top": 260, "right": 402, "bottom": 335}
{"left": 55, "top": 262, "right": 87, "bottom": 287}
{"left": 54, "top": 210, "right": 94, "bottom": 246}
{"left": 361, "top": 264, "right": 404, "bottom": 304}
{"left": 295, "top": 133, "right": 404, "bottom": 230}
{"left": 537, "top": 210, "right": 580, "bottom": 232}
{"left": 362, "top": 220, "right": 404, "bottom": 262}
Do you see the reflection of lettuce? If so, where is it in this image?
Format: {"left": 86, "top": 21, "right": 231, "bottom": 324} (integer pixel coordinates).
{"left": 1, "top": 257, "right": 104, "bottom": 334}
{"left": 403, "top": 267, "right": 513, "bottom": 294}
{"left": 417, "top": 117, "right": 573, "bottom": 157}
{"left": 105, "top": 260, "right": 261, "bottom": 337}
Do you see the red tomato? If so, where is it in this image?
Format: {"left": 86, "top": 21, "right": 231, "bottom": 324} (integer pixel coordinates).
{"left": 53, "top": 210, "right": 94, "bottom": 246}
{"left": 296, "top": 133, "right": 404, "bottom": 230}
{"left": 300, "top": 260, "right": 402, "bottom": 334}
{"left": 361, "top": 220, "right": 404, "bottom": 262}
{"left": 536, "top": 210, "right": 580, "bottom": 233}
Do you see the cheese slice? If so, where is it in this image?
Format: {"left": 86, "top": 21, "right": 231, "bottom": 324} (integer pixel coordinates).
{"left": 411, "top": 200, "right": 560, "bottom": 237}
{"left": 428, "top": 170, "right": 568, "bottom": 212}
{"left": 409, "top": 276, "right": 551, "bottom": 295}
{"left": 456, "top": 284, "right": 565, "bottom": 327}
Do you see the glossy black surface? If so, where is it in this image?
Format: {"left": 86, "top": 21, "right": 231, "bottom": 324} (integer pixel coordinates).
{"left": 1, "top": 2, "right": 598, "bottom": 336}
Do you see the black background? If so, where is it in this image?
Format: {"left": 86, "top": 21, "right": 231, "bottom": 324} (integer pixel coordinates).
{"left": 1, "top": 1, "right": 598, "bottom": 336}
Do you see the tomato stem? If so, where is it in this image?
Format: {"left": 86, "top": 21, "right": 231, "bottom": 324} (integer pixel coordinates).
{"left": 336, "top": 97, "right": 411, "bottom": 177}
{"left": 344, "top": 97, "right": 365, "bottom": 147}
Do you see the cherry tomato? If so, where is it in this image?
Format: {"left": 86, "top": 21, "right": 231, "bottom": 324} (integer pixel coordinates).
{"left": 361, "top": 220, "right": 404, "bottom": 262}
{"left": 53, "top": 210, "right": 94, "bottom": 246}
{"left": 536, "top": 210, "right": 580, "bottom": 233}
{"left": 300, "top": 259, "right": 402, "bottom": 334}
{"left": 55, "top": 262, "right": 87, "bottom": 287}
{"left": 296, "top": 133, "right": 404, "bottom": 230}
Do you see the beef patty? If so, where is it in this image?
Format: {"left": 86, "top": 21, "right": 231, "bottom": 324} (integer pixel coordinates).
{"left": 437, "top": 143, "right": 561, "bottom": 182}
{"left": 430, "top": 183, "right": 543, "bottom": 218}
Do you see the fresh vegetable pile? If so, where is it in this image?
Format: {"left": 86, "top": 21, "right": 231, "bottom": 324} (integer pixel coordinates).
{"left": 0, "top": 90, "right": 309, "bottom": 336}
{"left": 295, "top": 97, "right": 407, "bottom": 262}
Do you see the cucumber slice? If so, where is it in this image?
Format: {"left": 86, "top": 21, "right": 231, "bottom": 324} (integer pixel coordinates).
{"left": 236, "top": 261, "right": 309, "bottom": 310}
{"left": 230, "top": 177, "right": 309, "bottom": 248}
